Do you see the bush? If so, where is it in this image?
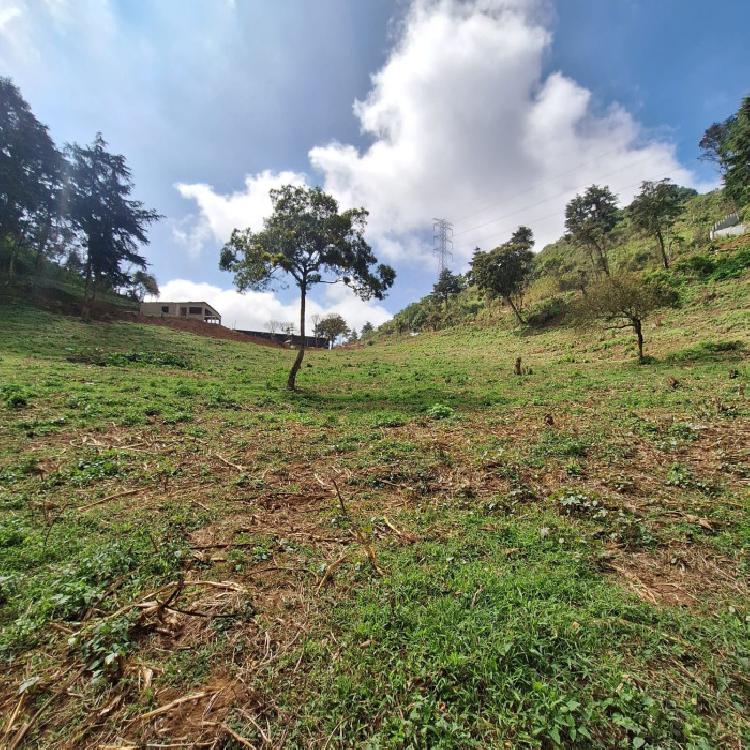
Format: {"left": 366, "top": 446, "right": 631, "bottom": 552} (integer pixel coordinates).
{"left": 427, "top": 403, "right": 455, "bottom": 420}
{"left": 665, "top": 339, "right": 745, "bottom": 363}
{"left": 675, "top": 247, "right": 750, "bottom": 281}
{"left": 1, "top": 384, "right": 28, "bottom": 409}
{"left": 525, "top": 296, "right": 569, "bottom": 327}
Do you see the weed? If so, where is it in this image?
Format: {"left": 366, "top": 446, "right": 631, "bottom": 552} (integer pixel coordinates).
{"left": 427, "top": 403, "right": 456, "bottom": 420}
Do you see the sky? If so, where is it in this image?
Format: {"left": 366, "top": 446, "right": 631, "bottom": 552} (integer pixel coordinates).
{"left": 1, "top": 0, "right": 748, "bottom": 331}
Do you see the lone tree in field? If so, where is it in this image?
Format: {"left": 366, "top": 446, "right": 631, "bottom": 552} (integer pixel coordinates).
{"left": 628, "top": 179, "right": 687, "bottom": 269}
{"left": 470, "top": 226, "right": 534, "bottom": 324}
{"left": 220, "top": 185, "right": 395, "bottom": 390}
{"left": 317, "top": 312, "right": 350, "bottom": 346}
{"left": 67, "top": 133, "right": 160, "bottom": 317}
{"left": 571, "top": 273, "right": 678, "bottom": 362}
{"left": 565, "top": 185, "right": 619, "bottom": 276}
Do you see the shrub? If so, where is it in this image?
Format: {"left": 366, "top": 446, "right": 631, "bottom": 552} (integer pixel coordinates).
{"left": 1, "top": 384, "right": 28, "bottom": 409}
{"left": 427, "top": 403, "right": 455, "bottom": 420}
{"left": 675, "top": 247, "right": 750, "bottom": 281}
{"left": 526, "top": 296, "right": 569, "bottom": 327}
{"left": 665, "top": 339, "right": 745, "bottom": 363}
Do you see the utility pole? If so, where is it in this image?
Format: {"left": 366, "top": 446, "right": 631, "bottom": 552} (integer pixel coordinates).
{"left": 432, "top": 218, "right": 454, "bottom": 277}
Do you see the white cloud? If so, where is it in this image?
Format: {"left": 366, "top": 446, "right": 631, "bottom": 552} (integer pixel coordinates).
{"left": 173, "top": 169, "right": 307, "bottom": 257}
{"left": 309, "top": 0, "right": 707, "bottom": 259}
{"left": 173, "top": 0, "right": 711, "bottom": 268}
{"left": 0, "top": 5, "right": 21, "bottom": 33}
{"left": 151, "top": 278, "right": 391, "bottom": 333}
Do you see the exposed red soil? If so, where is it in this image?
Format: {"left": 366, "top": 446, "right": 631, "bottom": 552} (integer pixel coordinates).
{"left": 117, "top": 312, "right": 286, "bottom": 348}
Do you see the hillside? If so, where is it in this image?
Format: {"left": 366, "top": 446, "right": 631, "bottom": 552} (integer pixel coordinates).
{"left": 380, "top": 190, "right": 748, "bottom": 336}
{"left": 1, "top": 265, "right": 748, "bottom": 747}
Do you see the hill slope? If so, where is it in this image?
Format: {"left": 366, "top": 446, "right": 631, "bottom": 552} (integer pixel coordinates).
{"left": 0, "top": 276, "right": 748, "bottom": 747}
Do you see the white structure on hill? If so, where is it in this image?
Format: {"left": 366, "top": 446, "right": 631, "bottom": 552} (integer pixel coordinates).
{"left": 140, "top": 301, "right": 221, "bottom": 324}
{"left": 710, "top": 212, "right": 748, "bottom": 240}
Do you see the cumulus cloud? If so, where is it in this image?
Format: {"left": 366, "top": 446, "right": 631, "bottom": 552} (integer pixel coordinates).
{"left": 309, "top": 0, "right": 705, "bottom": 258}
{"left": 151, "top": 279, "right": 392, "bottom": 333}
{"left": 173, "top": 169, "right": 307, "bottom": 257}
{"left": 176, "top": 0, "right": 706, "bottom": 266}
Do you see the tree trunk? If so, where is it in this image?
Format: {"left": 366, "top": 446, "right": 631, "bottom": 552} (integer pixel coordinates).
{"left": 7, "top": 248, "right": 15, "bottom": 281}
{"left": 82, "top": 258, "right": 94, "bottom": 321}
{"left": 31, "top": 218, "right": 52, "bottom": 292}
{"left": 634, "top": 319, "right": 644, "bottom": 362}
{"left": 287, "top": 282, "right": 307, "bottom": 391}
{"left": 595, "top": 244, "right": 610, "bottom": 276}
{"left": 506, "top": 296, "right": 524, "bottom": 324}
{"left": 656, "top": 231, "right": 669, "bottom": 269}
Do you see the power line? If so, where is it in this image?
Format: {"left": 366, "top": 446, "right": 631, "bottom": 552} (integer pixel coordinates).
{"left": 451, "top": 145, "right": 635, "bottom": 225}
{"left": 453, "top": 153, "right": 654, "bottom": 239}
{"left": 461, "top": 173, "right": 667, "bottom": 252}
{"left": 432, "top": 218, "right": 454, "bottom": 276}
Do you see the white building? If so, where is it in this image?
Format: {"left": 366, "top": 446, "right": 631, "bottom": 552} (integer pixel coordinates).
{"left": 710, "top": 212, "right": 748, "bottom": 240}
{"left": 140, "top": 301, "right": 221, "bottom": 324}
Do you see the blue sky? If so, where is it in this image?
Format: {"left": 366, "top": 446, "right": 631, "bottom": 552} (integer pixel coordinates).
{"left": 1, "top": 0, "right": 747, "bottom": 330}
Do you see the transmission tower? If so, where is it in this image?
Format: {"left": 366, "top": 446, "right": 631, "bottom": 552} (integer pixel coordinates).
{"left": 432, "top": 218, "right": 454, "bottom": 276}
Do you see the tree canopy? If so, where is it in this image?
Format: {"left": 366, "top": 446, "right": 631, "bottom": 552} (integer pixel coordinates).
{"left": 220, "top": 184, "right": 395, "bottom": 389}
{"left": 432, "top": 268, "right": 464, "bottom": 304}
{"left": 699, "top": 96, "right": 750, "bottom": 207}
{"left": 564, "top": 185, "right": 619, "bottom": 276}
{"left": 316, "top": 312, "right": 351, "bottom": 345}
{"left": 470, "top": 226, "right": 534, "bottom": 323}
{"left": 1, "top": 79, "right": 160, "bottom": 305}
{"left": 66, "top": 134, "right": 161, "bottom": 314}
{"left": 0, "top": 77, "right": 63, "bottom": 279}
{"left": 572, "top": 273, "right": 678, "bottom": 361}
{"left": 628, "top": 179, "right": 690, "bottom": 269}
{"left": 129, "top": 271, "right": 160, "bottom": 302}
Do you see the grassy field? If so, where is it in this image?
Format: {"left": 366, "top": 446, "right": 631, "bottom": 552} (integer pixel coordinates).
{"left": 0, "top": 275, "right": 748, "bottom": 748}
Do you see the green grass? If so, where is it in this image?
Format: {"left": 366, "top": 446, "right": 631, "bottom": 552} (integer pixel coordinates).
{"left": 0, "top": 277, "right": 748, "bottom": 747}
{"left": 281, "top": 516, "right": 746, "bottom": 748}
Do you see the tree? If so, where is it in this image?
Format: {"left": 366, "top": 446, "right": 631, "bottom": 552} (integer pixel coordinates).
{"left": 129, "top": 271, "right": 159, "bottom": 302}
{"left": 310, "top": 313, "right": 323, "bottom": 343}
{"left": 220, "top": 185, "right": 395, "bottom": 390}
{"left": 628, "top": 179, "right": 685, "bottom": 269}
{"left": 360, "top": 321, "right": 374, "bottom": 336}
{"left": 571, "top": 273, "right": 678, "bottom": 362}
{"left": 432, "top": 268, "right": 464, "bottom": 304}
{"left": 66, "top": 133, "right": 160, "bottom": 316}
{"left": 0, "top": 78, "right": 64, "bottom": 280}
{"left": 699, "top": 96, "right": 750, "bottom": 207}
{"left": 266, "top": 320, "right": 281, "bottom": 335}
{"left": 564, "top": 185, "right": 619, "bottom": 276}
{"left": 316, "top": 312, "right": 350, "bottom": 346}
{"left": 470, "top": 225, "right": 534, "bottom": 324}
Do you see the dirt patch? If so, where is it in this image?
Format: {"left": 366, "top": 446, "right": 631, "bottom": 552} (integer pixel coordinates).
{"left": 123, "top": 313, "right": 288, "bottom": 348}
{"left": 606, "top": 545, "right": 748, "bottom": 608}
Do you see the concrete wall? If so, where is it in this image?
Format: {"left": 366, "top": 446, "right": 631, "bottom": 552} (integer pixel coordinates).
{"left": 236, "top": 330, "right": 331, "bottom": 349}
{"left": 140, "top": 302, "right": 221, "bottom": 322}
{"left": 710, "top": 224, "right": 748, "bottom": 240}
